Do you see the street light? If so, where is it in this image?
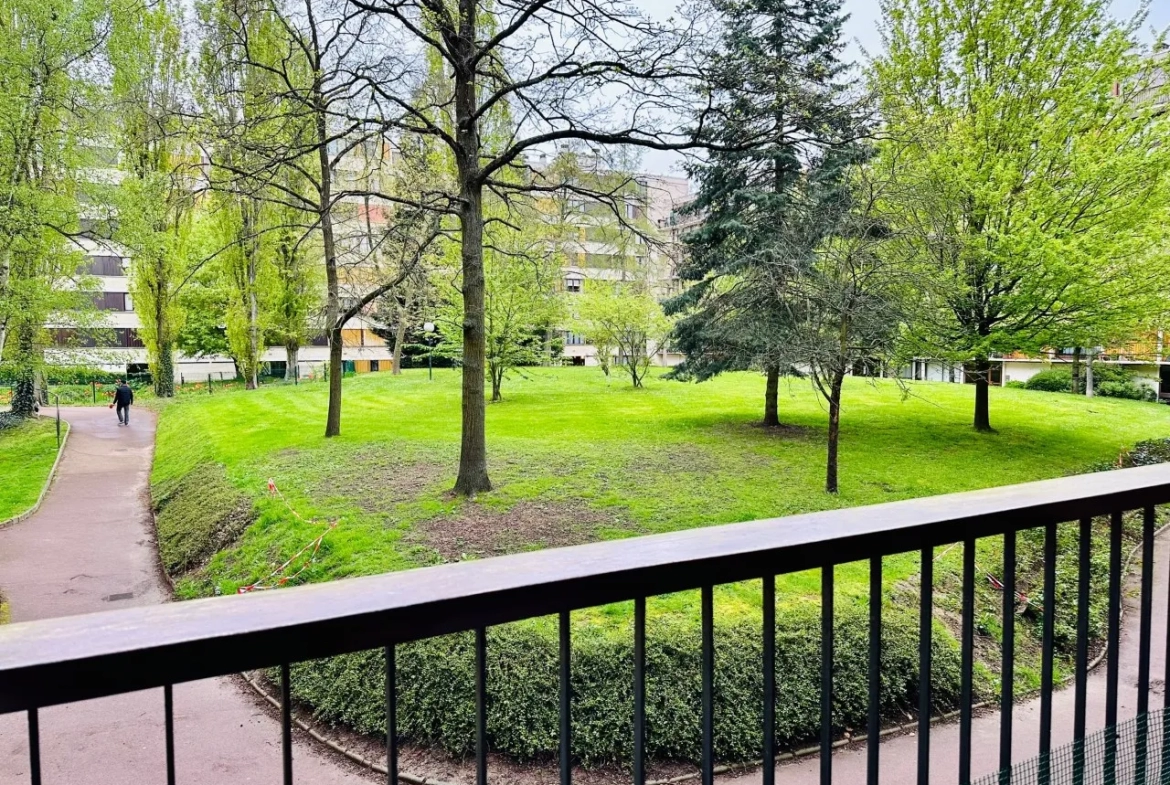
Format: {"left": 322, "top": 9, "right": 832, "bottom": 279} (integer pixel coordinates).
{"left": 423, "top": 322, "right": 436, "bottom": 381}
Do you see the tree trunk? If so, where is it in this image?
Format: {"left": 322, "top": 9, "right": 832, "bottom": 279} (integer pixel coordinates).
{"left": 285, "top": 344, "right": 299, "bottom": 381}
{"left": 247, "top": 255, "right": 259, "bottom": 391}
{"left": 155, "top": 338, "right": 175, "bottom": 398}
{"left": 392, "top": 294, "right": 408, "bottom": 375}
{"left": 973, "top": 356, "right": 992, "bottom": 432}
{"left": 1085, "top": 354, "right": 1094, "bottom": 397}
{"left": 326, "top": 326, "right": 343, "bottom": 433}
{"left": 491, "top": 363, "right": 503, "bottom": 402}
{"left": 9, "top": 318, "right": 37, "bottom": 418}
{"left": 763, "top": 365, "right": 780, "bottom": 427}
{"left": 451, "top": 10, "right": 491, "bottom": 496}
{"left": 453, "top": 177, "right": 492, "bottom": 495}
{"left": 1071, "top": 346, "right": 1082, "bottom": 395}
{"left": 825, "top": 369, "right": 845, "bottom": 494}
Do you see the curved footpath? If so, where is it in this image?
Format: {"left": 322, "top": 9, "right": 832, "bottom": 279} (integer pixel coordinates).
{"left": 0, "top": 408, "right": 370, "bottom": 785}
{"left": 0, "top": 408, "right": 1164, "bottom": 784}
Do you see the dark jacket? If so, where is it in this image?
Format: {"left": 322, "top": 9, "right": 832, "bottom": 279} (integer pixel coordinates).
{"left": 114, "top": 384, "right": 134, "bottom": 406}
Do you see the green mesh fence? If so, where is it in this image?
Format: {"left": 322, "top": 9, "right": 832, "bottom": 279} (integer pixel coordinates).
{"left": 972, "top": 708, "right": 1169, "bottom": 785}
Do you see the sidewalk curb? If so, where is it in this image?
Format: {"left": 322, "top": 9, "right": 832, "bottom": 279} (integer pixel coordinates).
{"left": 0, "top": 419, "right": 70, "bottom": 530}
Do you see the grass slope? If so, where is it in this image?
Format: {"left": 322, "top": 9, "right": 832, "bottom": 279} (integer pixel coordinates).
{"left": 150, "top": 368, "right": 1170, "bottom": 761}
{"left": 153, "top": 368, "right": 1169, "bottom": 600}
{"left": 0, "top": 418, "right": 61, "bottom": 522}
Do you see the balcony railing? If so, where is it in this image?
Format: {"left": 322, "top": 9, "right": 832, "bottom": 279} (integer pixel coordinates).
{"left": 3, "top": 465, "right": 1170, "bottom": 784}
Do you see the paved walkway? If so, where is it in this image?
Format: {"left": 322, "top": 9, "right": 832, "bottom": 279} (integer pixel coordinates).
{"left": 723, "top": 536, "right": 1169, "bottom": 785}
{"left": 0, "top": 408, "right": 370, "bottom": 785}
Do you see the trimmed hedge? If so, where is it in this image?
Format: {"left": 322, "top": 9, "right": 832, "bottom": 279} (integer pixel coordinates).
{"left": 287, "top": 602, "right": 961, "bottom": 766}
{"left": 154, "top": 462, "right": 255, "bottom": 574}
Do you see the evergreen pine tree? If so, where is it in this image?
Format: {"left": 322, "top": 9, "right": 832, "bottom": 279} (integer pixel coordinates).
{"left": 667, "top": 0, "right": 856, "bottom": 426}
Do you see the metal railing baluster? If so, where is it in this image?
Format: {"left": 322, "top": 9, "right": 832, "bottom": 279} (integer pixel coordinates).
{"left": 476, "top": 627, "right": 488, "bottom": 785}
{"left": 702, "top": 585, "right": 714, "bottom": 785}
{"left": 868, "top": 555, "right": 881, "bottom": 785}
{"left": 1105, "top": 511, "right": 1122, "bottom": 782}
{"left": 763, "top": 576, "right": 775, "bottom": 785}
{"left": 821, "top": 564, "right": 834, "bottom": 785}
{"left": 918, "top": 547, "right": 932, "bottom": 785}
{"left": 386, "top": 646, "right": 397, "bottom": 785}
{"left": 960, "top": 537, "right": 975, "bottom": 785}
{"left": 281, "top": 663, "right": 293, "bottom": 785}
{"left": 1137, "top": 506, "right": 1156, "bottom": 782}
{"left": 165, "top": 684, "right": 176, "bottom": 785}
{"left": 1000, "top": 530, "right": 1016, "bottom": 784}
{"left": 560, "top": 611, "right": 571, "bottom": 785}
{"left": 1073, "top": 518, "right": 1091, "bottom": 785}
{"left": 634, "top": 597, "right": 646, "bottom": 785}
{"left": 1038, "top": 522, "right": 1056, "bottom": 785}
{"left": 28, "top": 708, "right": 40, "bottom": 785}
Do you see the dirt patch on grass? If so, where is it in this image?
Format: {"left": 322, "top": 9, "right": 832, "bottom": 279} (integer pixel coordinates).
{"left": 411, "top": 500, "right": 628, "bottom": 561}
{"left": 280, "top": 445, "right": 450, "bottom": 512}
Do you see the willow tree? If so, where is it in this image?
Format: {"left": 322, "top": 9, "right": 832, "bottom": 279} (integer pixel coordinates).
{"left": 874, "top": 0, "right": 1170, "bottom": 432}
{"left": 110, "top": 0, "right": 191, "bottom": 397}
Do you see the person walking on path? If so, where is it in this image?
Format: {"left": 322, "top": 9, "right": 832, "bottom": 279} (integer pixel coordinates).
{"left": 111, "top": 379, "right": 134, "bottom": 426}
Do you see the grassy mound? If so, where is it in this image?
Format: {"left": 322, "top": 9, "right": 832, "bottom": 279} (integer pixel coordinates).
{"left": 149, "top": 369, "right": 1170, "bottom": 763}
{"left": 0, "top": 418, "right": 62, "bottom": 521}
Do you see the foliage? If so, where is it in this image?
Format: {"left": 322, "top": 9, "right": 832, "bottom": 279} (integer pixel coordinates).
{"left": 1023, "top": 366, "right": 1157, "bottom": 401}
{"left": 176, "top": 269, "right": 233, "bottom": 360}
{"left": 437, "top": 203, "right": 562, "bottom": 401}
{"left": 667, "top": 0, "right": 855, "bottom": 423}
{"left": 571, "top": 283, "right": 672, "bottom": 388}
{"left": 0, "top": 0, "right": 106, "bottom": 416}
{"left": 287, "top": 604, "right": 960, "bottom": 765}
{"left": 873, "top": 0, "right": 1170, "bottom": 431}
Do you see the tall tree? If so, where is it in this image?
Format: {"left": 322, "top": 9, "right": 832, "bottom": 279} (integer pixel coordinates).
{"left": 350, "top": 0, "right": 729, "bottom": 494}
{"left": 667, "top": 0, "right": 855, "bottom": 427}
{"left": 874, "top": 0, "right": 1170, "bottom": 432}
{"left": 110, "top": 0, "right": 191, "bottom": 398}
{"left": 0, "top": 0, "right": 106, "bottom": 415}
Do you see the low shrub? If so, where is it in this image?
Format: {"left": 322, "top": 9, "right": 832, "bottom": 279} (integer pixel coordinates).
{"left": 1023, "top": 366, "right": 1156, "bottom": 400}
{"left": 1096, "top": 380, "right": 1156, "bottom": 402}
{"left": 154, "top": 462, "right": 255, "bottom": 574}
{"left": 1023, "top": 369, "right": 1073, "bottom": 392}
{"left": 287, "top": 602, "right": 961, "bottom": 766}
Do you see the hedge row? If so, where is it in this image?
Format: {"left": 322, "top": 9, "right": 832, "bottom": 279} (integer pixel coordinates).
{"left": 287, "top": 602, "right": 961, "bottom": 766}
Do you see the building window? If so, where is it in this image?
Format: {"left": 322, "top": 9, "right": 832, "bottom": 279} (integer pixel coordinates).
{"left": 94, "top": 292, "right": 128, "bottom": 311}
{"left": 562, "top": 331, "right": 587, "bottom": 346}
{"left": 564, "top": 275, "right": 583, "bottom": 293}
{"left": 85, "top": 256, "right": 125, "bottom": 276}
{"left": 370, "top": 360, "right": 380, "bottom": 372}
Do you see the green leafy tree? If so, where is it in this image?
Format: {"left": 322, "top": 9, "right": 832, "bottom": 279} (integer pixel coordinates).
{"left": 667, "top": 0, "right": 855, "bottom": 427}
{"left": 874, "top": 0, "right": 1170, "bottom": 431}
{"left": 110, "top": 0, "right": 192, "bottom": 398}
{"left": 571, "top": 281, "right": 673, "bottom": 388}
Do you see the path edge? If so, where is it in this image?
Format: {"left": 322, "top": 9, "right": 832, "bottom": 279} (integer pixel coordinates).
{"left": 0, "top": 419, "right": 71, "bottom": 530}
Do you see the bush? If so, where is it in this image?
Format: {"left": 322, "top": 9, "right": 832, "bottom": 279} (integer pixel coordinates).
{"left": 287, "top": 602, "right": 961, "bottom": 766}
{"left": 1023, "top": 369, "right": 1073, "bottom": 392}
{"left": 1096, "top": 380, "right": 1156, "bottom": 402}
{"left": 1022, "top": 365, "right": 1156, "bottom": 401}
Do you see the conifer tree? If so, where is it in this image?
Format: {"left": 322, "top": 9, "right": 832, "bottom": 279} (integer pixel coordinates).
{"left": 668, "top": 0, "right": 857, "bottom": 427}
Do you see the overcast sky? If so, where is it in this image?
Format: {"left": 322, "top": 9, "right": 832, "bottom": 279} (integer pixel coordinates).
{"left": 635, "top": 0, "right": 1170, "bottom": 178}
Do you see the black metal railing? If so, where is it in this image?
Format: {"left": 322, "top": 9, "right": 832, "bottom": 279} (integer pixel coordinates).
{"left": 3, "top": 465, "right": 1170, "bottom": 785}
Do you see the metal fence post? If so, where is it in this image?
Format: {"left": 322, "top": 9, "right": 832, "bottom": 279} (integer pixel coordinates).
{"left": 208, "top": 374, "right": 213, "bottom": 394}
{"left": 91, "top": 381, "right": 96, "bottom": 404}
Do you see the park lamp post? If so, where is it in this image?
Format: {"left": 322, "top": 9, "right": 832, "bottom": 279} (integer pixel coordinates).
{"left": 424, "top": 322, "right": 435, "bottom": 380}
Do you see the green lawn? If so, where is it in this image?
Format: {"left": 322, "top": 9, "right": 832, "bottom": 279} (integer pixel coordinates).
{"left": 153, "top": 367, "right": 1170, "bottom": 610}
{"left": 0, "top": 418, "right": 62, "bottom": 522}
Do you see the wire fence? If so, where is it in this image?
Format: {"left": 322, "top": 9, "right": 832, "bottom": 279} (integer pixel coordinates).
{"left": 973, "top": 708, "right": 1167, "bottom": 785}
